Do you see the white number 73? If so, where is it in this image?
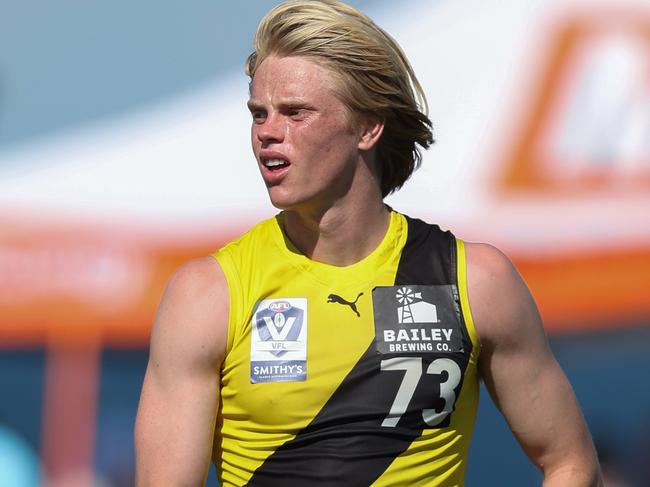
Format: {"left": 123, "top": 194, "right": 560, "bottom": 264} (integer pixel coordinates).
{"left": 380, "top": 357, "right": 461, "bottom": 428}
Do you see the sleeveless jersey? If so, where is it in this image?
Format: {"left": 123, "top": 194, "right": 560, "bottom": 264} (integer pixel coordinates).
{"left": 211, "top": 211, "right": 481, "bottom": 487}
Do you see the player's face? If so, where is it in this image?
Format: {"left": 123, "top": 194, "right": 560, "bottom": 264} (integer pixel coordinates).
{"left": 248, "top": 55, "right": 363, "bottom": 212}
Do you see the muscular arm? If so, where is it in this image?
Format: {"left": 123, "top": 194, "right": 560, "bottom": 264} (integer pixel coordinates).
{"left": 465, "top": 243, "right": 602, "bottom": 487}
{"left": 135, "top": 256, "right": 228, "bottom": 486}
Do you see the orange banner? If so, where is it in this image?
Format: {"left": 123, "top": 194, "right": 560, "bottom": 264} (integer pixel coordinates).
{"left": 1, "top": 215, "right": 648, "bottom": 346}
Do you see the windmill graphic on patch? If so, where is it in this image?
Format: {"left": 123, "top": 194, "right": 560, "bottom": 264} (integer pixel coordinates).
{"left": 396, "top": 287, "right": 439, "bottom": 324}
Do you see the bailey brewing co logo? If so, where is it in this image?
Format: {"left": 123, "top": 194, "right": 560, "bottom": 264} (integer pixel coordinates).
{"left": 372, "top": 285, "right": 463, "bottom": 355}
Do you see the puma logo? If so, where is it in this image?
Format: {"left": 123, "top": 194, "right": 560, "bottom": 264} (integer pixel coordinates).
{"left": 327, "top": 292, "right": 364, "bottom": 317}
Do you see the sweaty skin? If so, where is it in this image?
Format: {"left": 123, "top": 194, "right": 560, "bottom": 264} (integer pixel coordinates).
{"left": 135, "top": 256, "right": 228, "bottom": 486}
{"left": 134, "top": 55, "right": 602, "bottom": 486}
{"left": 465, "top": 243, "right": 601, "bottom": 486}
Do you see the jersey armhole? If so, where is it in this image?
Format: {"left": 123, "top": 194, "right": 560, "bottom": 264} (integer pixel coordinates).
{"left": 211, "top": 249, "right": 242, "bottom": 357}
{"left": 455, "top": 239, "right": 481, "bottom": 358}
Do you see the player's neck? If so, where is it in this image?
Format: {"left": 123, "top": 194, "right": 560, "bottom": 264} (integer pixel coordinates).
{"left": 282, "top": 198, "right": 390, "bottom": 267}
{"left": 280, "top": 149, "right": 390, "bottom": 266}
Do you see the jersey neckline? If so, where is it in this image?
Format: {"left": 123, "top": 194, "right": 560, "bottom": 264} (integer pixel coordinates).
{"left": 269, "top": 210, "right": 406, "bottom": 286}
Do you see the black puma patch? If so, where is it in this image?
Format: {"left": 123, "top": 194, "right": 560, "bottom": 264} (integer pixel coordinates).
{"left": 327, "top": 292, "right": 363, "bottom": 317}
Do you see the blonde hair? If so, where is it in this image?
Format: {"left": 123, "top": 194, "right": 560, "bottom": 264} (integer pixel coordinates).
{"left": 246, "top": 0, "right": 433, "bottom": 197}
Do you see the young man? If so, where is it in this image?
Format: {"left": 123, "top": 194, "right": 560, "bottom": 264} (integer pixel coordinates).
{"left": 135, "top": 1, "right": 602, "bottom": 485}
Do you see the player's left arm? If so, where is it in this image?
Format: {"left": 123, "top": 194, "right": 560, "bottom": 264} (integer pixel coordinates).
{"left": 465, "top": 242, "right": 603, "bottom": 487}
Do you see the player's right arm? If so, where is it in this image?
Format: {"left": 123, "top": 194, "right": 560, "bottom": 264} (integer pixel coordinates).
{"left": 135, "top": 256, "right": 229, "bottom": 486}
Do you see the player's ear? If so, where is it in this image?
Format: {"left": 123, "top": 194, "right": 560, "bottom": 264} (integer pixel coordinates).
{"left": 358, "top": 116, "right": 384, "bottom": 151}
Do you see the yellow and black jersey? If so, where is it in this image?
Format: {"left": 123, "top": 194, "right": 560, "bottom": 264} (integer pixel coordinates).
{"left": 211, "top": 211, "right": 481, "bottom": 487}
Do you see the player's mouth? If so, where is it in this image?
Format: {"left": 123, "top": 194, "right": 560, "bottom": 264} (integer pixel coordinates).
{"left": 263, "top": 158, "right": 290, "bottom": 171}
{"left": 259, "top": 152, "right": 291, "bottom": 184}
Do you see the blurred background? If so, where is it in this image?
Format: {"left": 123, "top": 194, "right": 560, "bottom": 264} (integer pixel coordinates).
{"left": 1, "top": 0, "right": 649, "bottom": 485}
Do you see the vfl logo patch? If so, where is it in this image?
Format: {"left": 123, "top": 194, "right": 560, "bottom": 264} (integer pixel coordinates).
{"left": 327, "top": 292, "right": 363, "bottom": 317}
{"left": 250, "top": 298, "right": 307, "bottom": 383}
{"left": 372, "top": 285, "right": 463, "bottom": 355}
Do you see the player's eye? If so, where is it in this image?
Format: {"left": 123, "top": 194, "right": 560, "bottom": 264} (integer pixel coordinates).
{"left": 251, "top": 110, "right": 267, "bottom": 123}
{"left": 286, "top": 108, "right": 307, "bottom": 120}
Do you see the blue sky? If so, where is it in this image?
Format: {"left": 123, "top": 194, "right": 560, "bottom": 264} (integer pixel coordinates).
{"left": 0, "top": 0, "right": 382, "bottom": 151}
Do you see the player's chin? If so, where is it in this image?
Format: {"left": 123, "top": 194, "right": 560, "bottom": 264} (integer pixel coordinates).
{"left": 266, "top": 187, "right": 299, "bottom": 211}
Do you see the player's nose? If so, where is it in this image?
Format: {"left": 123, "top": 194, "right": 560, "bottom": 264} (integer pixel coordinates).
{"left": 256, "top": 113, "right": 285, "bottom": 145}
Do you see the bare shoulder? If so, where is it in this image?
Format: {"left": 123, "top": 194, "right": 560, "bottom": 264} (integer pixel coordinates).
{"left": 164, "top": 255, "right": 228, "bottom": 304}
{"left": 463, "top": 242, "right": 542, "bottom": 350}
{"left": 136, "top": 256, "right": 228, "bottom": 484}
{"left": 150, "top": 255, "right": 229, "bottom": 367}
